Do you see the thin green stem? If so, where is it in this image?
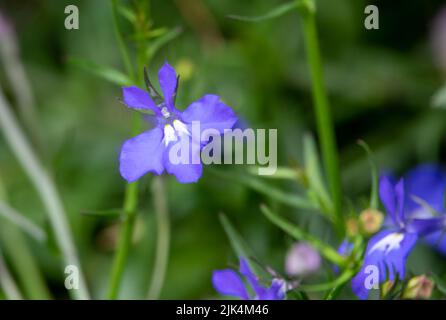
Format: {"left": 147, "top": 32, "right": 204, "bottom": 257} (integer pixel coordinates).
{"left": 147, "top": 176, "right": 170, "bottom": 299}
{"left": 106, "top": 0, "right": 142, "bottom": 299}
{"left": 298, "top": 0, "right": 344, "bottom": 234}
{"left": 107, "top": 174, "right": 139, "bottom": 299}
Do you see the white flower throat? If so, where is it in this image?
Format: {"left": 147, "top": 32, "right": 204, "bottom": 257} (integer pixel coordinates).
{"left": 369, "top": 232, "right": 404, "bottom": 255}
{"left": 163, "top": 120, "right": 190, "bottom": 146}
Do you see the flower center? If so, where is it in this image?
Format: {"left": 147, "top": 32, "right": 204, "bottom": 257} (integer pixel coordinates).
{"left": 162, "top": 120, "right": 190, "bottom": 146}
{"left": 161, "top": 106, "right": 171, "bottom": 119}
{"left": 369, "top": 232, "right": 404, "bottom": 255}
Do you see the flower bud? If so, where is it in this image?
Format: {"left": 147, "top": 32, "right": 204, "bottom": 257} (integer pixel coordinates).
{"left": 285, "top": 242, "right": 321, "bottom": 276}
{"left": 403, "top": 275, "right": 434, "bottom": 299}
{"left": 359, "top": 209, "right": 384, "bottom": 235}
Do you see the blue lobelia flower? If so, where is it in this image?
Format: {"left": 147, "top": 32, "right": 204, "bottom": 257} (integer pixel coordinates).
{"left": 351, "top": 165, "right": 446, "bottom": 299}
{"left": 212, "top": 257, "right": 286, "bottom": 300}
{"left": 119, "top": 62, "right": 238, "bottom": 184}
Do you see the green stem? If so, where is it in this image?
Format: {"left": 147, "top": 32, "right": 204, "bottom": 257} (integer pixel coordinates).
{"left": 147, "top": 176, "right": 170, "bottom": 299}
{"left": 106, "top": 176, "right": 139, "bottom": 299}
{"left": 298, "top": 0, "right": 344, "bottom": 234}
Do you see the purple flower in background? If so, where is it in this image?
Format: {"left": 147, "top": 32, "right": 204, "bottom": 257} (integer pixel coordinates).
{"left": 285, "top": 242, "right": 321, "bottom": 276}
{"left": 212, "top": 257, "right": 285, "bottom": 300}
{"left": 119, "top": 62, "right": 237, "bottom": 183}
{"left": 352, "top": 165, "right": 446, "bottom": 300}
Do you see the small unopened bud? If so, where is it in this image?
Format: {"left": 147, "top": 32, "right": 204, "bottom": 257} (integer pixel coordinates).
{"left": 359, "top": 209, "right": 383, "bottom": 235}
{"left": 381, "top": 280, "right": 395, "bottom": 297}
{"left": 403, "top": 275, "right": 434, "bottom": 299}
{"left": 346, "top": 218, "right": 359, "bottom": 237}
{"left": 285, "top": 242, "right": 321, "bottom": 276}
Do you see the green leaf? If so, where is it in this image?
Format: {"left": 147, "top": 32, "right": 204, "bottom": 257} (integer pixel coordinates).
{"left": 80, "top": 208, "right": 122, "bottom": 218}
{"left": 146, "top": 27, "right": 182, "bottom": 62}
{"left": 68, "top": 57, "right": 132, "bottom": 86}
{"left": 211, "top": 169, "right": 316, "bottom": 210}
{"left": 357, "top": 140, "right": 379, "bottom": 209}
{"left": 227, "top": 1, "right": 298, "bottom": 22}
{"left": 117, "top": 4, "right": 136, "bottom": 23}
{"left": 218, "top": 213, "right": 267, "bottom": 276}
{"left": 260, "top": 204, "right": 345, "bottom": 266}
{"left": 303, "top": 134, "right": 332, "bottom": 214}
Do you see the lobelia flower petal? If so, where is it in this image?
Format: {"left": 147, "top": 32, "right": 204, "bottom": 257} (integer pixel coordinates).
{"left": 158, "top": 62, "right": 178, "bottom": 112}
{"left": 424, "top": 230, "right": 446, "bottom": 255}
{"left": 181, "top": 95, "right": 238, "bottom": 135}
{"left": 256, "top": 279, "right": 286, "bottom": 300}
{"left": 404, "top": 164, "right": 446, "bottom": 215}
{"left": 212, "top": 269, "right": 250, "bottom": 300}
{"left": 163, "top": 134, "right": 203, "bottom": 183}
{"left": 119, "top": 127, "right": 165, "bottom": 182}
{"left": 122, "top": 86, "right": 160, "bottom": 115}
{"left": 351, "top": 230, "right": 417, "bottom": 300}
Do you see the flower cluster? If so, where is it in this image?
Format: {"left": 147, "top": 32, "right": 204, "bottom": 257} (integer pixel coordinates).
{"left": 351, "top": 164, "right": 446, "bottom": 299}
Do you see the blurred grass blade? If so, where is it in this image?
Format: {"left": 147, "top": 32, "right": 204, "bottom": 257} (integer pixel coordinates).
{"left": 219, "top": 213, "right": 266, "bottom": 278}
{"left": 0, "top": 250, "right": 23, "bottom": 300}
{"left": 81, "top": 208, "right": 122, "bottom": 218}
{"left": 68, "top": 57, "right": 132, "bottom": 86}
{"left": 227, "top": 1, "right": 298, "bottom": 22}
{"left": 146, "top": 27, "right": 182, "bottom": 62}
{"left": 431, "top": 83, "right": 446, "bottom": 109}
{"left": 260, "top": 204, "right": 345, "bottom": 266}
{"left": 357, "top": 140, "right": 378, "bottom": 209}
{"left": 0, "top": 201, "right": 46, "bottom": 243}
{"left": 247, "top": 166, "right": 303, "bottom": 180}
{"left": 303, "top": 134, "right": 332, "bottom": 213}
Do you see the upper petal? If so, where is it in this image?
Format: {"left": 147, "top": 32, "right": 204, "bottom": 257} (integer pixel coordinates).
{"left": 181, "top": 94, "right": 238, "bottom": 135}
{"left": 119, "top": 127, "right": 165, "bottom": 182}
{"left": 379, "top": 175, "right": 399, "bottom": 226}
{"left": 122, "top": 86, "right": 160, "bottom": 115}
{"left": 212, "top": 269, "right": 249, "bottom": 300}
{"left": 404, "top": 164, "right": 446, "bottom": 215}
{"left": 257, "top": 279, "right": 286, "bottom": 300}
{"left": 158, "top": 62, "right": 178, "bottom": 111}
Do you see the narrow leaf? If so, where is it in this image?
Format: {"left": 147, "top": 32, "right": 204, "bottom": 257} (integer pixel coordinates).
{"left": 303, "top": 134, "right": 332, "bottom": 213}
{"left": 68, "top": 57, "right": 132, "bottom": 86}
{"left": 260, "top": 204, "right": 345, "bottom": 266}
{"left": 227, "top": 1, "right": 298, "bottom": 22}
{"left": 357, "top": 140, "right": 378, "bottom": 209}
{"left": 146, "top": 27, "right": 182, "bottom": 62}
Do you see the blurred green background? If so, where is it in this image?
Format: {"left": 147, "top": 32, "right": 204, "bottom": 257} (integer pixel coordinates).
{"left": 0, "top": 0, "right": 446, "bottom": 299}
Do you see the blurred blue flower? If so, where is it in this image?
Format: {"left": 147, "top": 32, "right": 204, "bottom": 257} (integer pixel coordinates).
{"left": 119, "top": 62, "right": 237, "bottom": 183}
{"left": 352, "top": 165, "right": 446, "bottom": 299}
{"left": 212, "top": 257, "right": 285, "bottom": 300}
